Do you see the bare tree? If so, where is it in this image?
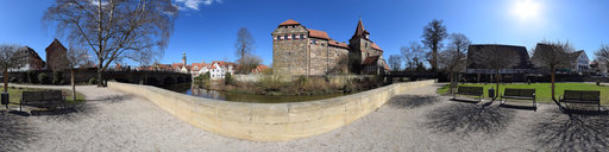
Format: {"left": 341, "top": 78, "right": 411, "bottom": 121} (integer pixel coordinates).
{"left": 531, "top": 41, "right": 574, "bottom": 110}
{"left": 237, "top": 54, "right": 262, "bottom": 74}
{"left": 401, "top": 41, "right": 425, "bottom": 71}
{"left": 441, "top": 33, "right": 470, "bottom": 93}
{"left": 235, "top": 27, "right": 255, "bottom": 73}
{"left": 594, "top": 44, "right": 609, "bottom": 71}
{"left": 0, "top": 45, "right": 24, "bottom": 93}
{"left": 422, "top": 19, "right": 448, "bottom": 73}
{"left": 66, "top": 46, "right": 89, "bottom": 102}
{"left": 43, "top": 0, "right": 178, "bottom": 87}
{"left": 470, "top": 45, "right": 519, "bottom": 100}
{"left": 388, "top": 55, "right": 402, "bottom": 71}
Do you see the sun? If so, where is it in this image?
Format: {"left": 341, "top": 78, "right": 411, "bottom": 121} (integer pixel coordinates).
{"left": 512, "top": 0, "right": 541, "bottom": 20}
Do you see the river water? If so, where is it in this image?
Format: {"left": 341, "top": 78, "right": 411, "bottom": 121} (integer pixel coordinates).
{"left": 163, "top": 83, "right": 346, "bottom": 103}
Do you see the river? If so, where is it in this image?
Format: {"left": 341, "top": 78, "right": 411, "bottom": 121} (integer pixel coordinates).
{"left": 163, "top": 83, "right": 347, "bottom": 103}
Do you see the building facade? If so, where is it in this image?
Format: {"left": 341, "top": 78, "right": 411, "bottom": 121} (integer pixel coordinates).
{"left": 45, "top": 39, "right": 69, "bottom": 71}
{"left": 272, "top": 19, "right": 386, "bottom": 76}
{"left": 11, "top": 46, "right": 46, "bottom": 71}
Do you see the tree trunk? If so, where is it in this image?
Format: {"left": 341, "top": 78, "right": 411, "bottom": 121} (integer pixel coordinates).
{"left": 3, "top": 67, "right": 7, "bottom": 93}
{"left": 495, "top": 70, "right": 500, "bottom": 101}
{"left": 449, "top": 71, "right": 454, "bottom": 95}
{"left": 97, "top": 63, "right": 103, "bottom": 87}
{"left": 71, "top": 69, "right": 76, "bottom": 102}
{"left": 550, "top": 66, "right": 564, "bottom": 111}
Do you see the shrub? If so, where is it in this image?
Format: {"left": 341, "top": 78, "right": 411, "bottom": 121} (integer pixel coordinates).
{"left": 224, "top": 72, "right": 233, "bottom": 85}
{"left": 88, "top": 77, "right": 97, "bottom": 85}
{"left": 8, "top": 77, "right": 17, "bottom": 83}
{"left": 38, "top": 73, "right": 49, "bottom": 84}
{"left": 52, "top": 71, "right": 63, "bottom": 84}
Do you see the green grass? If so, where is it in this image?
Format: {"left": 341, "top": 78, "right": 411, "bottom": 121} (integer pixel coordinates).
{"left": 437, "top": 83, "right": 609, "bottom": 104}
{"left": 3, "top": 87, "right": 86, "bottom": 105}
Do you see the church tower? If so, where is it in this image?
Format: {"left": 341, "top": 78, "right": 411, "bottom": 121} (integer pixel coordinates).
{"left": 348, "top": 19, "right": 384, "bottom": 74}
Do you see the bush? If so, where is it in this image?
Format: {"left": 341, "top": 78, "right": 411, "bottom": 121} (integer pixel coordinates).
{"left": 88, "top": 77, "right": 97, "bottom": 85}
{"left": 52, "top": 71, "right": 64, "bottom": 84}
{"left": 8, "top": 77, "right": 17, "bottom": 83}
{"left": 224, "top": 72, "right": 233, "bottom": 85}
{"left": 38, "top": 73, "right": 49, "bottom": 84}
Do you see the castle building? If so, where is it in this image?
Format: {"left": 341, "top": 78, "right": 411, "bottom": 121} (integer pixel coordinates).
{"left": 45, "top": 39, "right": 70, "bottom": 71}
{"left": 272, "top": 19, "right": 387, "bottom": 76}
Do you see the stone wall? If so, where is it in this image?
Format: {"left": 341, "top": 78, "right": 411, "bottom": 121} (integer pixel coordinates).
{"left": 108, "top": 80, "right": 435, "bottom": 141}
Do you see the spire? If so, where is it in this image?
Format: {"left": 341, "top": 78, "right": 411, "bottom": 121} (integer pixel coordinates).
{"left": 352, "top": 18, "right": 369, "bottom": 39}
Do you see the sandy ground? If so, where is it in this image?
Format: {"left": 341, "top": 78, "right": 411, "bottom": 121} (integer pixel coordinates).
{"left": 2, "top": 83, "right": 609, "bottom": 152}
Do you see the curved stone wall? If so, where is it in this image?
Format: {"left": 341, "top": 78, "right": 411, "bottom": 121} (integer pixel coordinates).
{"left": 108, "top": 80, "right": 434, "bottom": 141}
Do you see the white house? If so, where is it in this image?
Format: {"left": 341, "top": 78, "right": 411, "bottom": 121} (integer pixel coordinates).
{"left": 571, "top": 50, "right": 590, "bottom": 73}
{"left": 197, "top": 61, "right": 234, "bottom": 80}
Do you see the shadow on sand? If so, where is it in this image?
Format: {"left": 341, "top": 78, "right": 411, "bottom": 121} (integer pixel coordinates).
{"left": 87, "top": 94, "right": 134, "bottom": 103}
{"left": 388, "top": 95, "right": 441, "bottom": 109}
{"left": 531, "top": 110, "right": 609, "bottom": 151}
{"left": 0, "top": 111, "right": 37, "bottom": 152}
{"left": 424, "top": 103, "right": 515, "bottom": 136}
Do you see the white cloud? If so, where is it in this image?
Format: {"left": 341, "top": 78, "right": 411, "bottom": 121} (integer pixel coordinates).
{"left": 174, "top": 0, "right": 222, "bottom": 10}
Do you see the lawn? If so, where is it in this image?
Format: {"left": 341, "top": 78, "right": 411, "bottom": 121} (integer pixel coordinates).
{"left": 437, "top": 83, "right": 609, "bottom": 104}
{"left": 3, "top": 87, "right": 86, "bottom": 105}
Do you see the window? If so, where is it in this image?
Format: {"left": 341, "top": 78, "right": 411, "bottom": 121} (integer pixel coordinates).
{"left": 284, "top": 35, "right": 288, "bottom": 40}
{"left": 365, "top": 43, "right": 368, "bottom": 48}
{"left": 277, "top": 35, "right": 281, "bottom": 40}
{"left": 300, "top": 34, "right": 304, "bottom": 39}
{"left": 312, "top": 39, "right": 317, "bottom": 44}
{"left": 292, "top": 34, "right": 296, "bottom": 39}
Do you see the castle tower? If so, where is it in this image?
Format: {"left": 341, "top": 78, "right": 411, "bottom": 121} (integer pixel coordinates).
{"left": 182, "top": 52, "right": 187, "bottom": 65}
{"left": 348, "top": 19, "right": 383, "bottom": 74}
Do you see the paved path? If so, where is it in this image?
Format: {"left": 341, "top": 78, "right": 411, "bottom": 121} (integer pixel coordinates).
{"left": 2, "top": 83, "right": 609, "bottom": 151}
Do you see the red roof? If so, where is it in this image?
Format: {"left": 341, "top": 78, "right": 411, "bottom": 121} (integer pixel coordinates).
{"left": 363, "top": 56, "right": 380, "bottom": 65}
{"left": 252, "top": 65, "right": 269, "bottom": 73}
{"left": 328, "top": 40, "right": 350, "bottom": 49}
{"left": 371, "top": 43, "right": 383, "bottom": 51}
{"left": 308, "top": 29, "right": 330, "bottom": 40}
{"left": 352, "top": 19, "right": 370, "bottom": 39}
{"left": 279, "top": 19, "right": 300, "bottom": 26}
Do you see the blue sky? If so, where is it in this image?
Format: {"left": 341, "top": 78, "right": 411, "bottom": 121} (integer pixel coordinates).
{"left": 1, "top": 0, "right": 608, "bottom": 66}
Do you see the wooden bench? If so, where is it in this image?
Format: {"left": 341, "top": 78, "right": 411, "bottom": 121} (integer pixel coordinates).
{"left": 560, "top": 90, "right": 601, "bottom": 112}
{"left": 501, "top": 88, "right": 536, "bottom": 108}
{"left": 453, "top": 86, "right": 484, "bottom": 102}
{"left": 20, "top": 90, "right": 64, "bottom": 111}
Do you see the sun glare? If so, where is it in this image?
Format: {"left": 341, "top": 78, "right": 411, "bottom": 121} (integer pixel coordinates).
{"left": 512, "top": 0, "right": 541, "bottom": 20}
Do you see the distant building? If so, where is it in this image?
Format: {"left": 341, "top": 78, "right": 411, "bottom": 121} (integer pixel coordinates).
{"left": 465, "top": 44, "right": 533, "bottom": 82}
{"left": 207, "top": 61, "right": 234, "bottom": 80}
{"left": 570, "top": 50, "right": 590, "bottom": 73}
{"left": 251, "top": 64, "right": 269, "bottom": 74}
{"left": 271, "top": 19, "right": 387, "bottom": 76}
{"left": 45, "top": 39, "right": 69, "bottom": 71}
{"left": 466, "top": 44, "right": 532, "bottom": 74}
{"left": 11, "top": 46, "right": 45, "bottom": 71}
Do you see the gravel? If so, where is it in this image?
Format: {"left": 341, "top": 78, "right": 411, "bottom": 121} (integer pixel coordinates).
{"left": 1, "top": 83, "right": 608, "bottom": 152}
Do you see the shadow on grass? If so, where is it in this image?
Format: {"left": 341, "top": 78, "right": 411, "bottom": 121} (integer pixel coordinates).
{"left": 425, "top": 103, "right": 515, "bottom": 136}
{"left": 0, "top": 111, "right": 37, "bottom": 152}
{"left": 531, "top": 111, "right": 609, "bottom": 151}
{"left": 388, "top": 95, "right": 441, "bottom": 109}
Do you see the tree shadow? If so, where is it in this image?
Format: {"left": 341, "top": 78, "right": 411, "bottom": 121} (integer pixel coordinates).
{"left": 530, "top": 111, "right": 609, "bottom": 151}
{"left": 388, "top": 95, "right": 441, "bottom": 109}
{"left": 424, "top": 103, "right": 515, "bottom": 136}
{"left": 87, "top": 94, "right": 134, "bottom": 103}
{"left": 0, "top": 111, "right": 37, "bottom": 152}
{"left": 34, "top": 102, "right": 98, "bottom": 122}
